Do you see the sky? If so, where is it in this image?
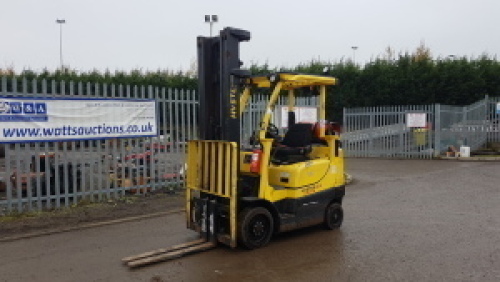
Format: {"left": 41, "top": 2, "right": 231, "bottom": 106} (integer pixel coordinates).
{"left": 1, "top": 0, "right": 499, "bottom": 73}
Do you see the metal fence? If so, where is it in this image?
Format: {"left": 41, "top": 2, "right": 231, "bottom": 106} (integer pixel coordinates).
{"left": 0, "top": 78, "right": 316, "bottom": 214}
{"left": 0, "top": 78, "right": 197, "bottom": 215}
{"left": 486, "top": 96, "right": 500, "bottom": 146}
{"left": 343, "top": 105, "right": 435, "bottom": 158}
{"left": 343, "top": 96, "right": 500, "bottom": 158}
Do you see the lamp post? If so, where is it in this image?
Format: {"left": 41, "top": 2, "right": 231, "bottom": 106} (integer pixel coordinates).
{"left": 351, "top": 46, "right": 358, "bottom": 64}
{"left": 204, "top": 15, "right": 218, "bottom": 37}
{"left": 56, "top": 19, "right": 66, "bottom": 70}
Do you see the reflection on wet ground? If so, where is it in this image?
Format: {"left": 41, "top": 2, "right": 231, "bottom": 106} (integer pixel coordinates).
{"left": 1, "top": 159, "right": 499, "bottom": 281}
{"left": 174, "top": 159, "right": 500, "bottom": 282}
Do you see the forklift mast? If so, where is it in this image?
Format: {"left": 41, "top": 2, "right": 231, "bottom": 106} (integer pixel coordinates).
{"left": 197, "top": 27, "right": 251, "bottom": 143}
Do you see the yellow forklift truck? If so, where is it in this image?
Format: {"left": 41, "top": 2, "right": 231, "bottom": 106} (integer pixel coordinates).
{"left": 123, "top": 27, "right": 345, "bottom": 267}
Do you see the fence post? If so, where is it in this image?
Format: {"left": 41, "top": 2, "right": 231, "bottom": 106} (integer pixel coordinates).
{"left": 434, "top": 104, "right": 441, "bottom": 157}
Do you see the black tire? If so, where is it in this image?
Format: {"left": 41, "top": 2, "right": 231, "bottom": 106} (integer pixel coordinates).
{"left": 324, "top": 202, "right": 343, "bottom": 230}
{"left": 238, "top": 207, "right": 274, "bottom": 250}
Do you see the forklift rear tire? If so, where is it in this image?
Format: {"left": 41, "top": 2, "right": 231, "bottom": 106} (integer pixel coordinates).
{"left": 238, "top": 207, "right": 274, "bottom": 250}
{"left": 324, "top": 202, "right": 343, "bottom": 230}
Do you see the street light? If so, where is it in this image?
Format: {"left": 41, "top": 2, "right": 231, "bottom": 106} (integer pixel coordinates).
{"left": 351, "top": 46, "right": 358, "bottom": 64}
{"left": 56, "top": 19, "right": 66, "bottom": 70}
{"left": 204, "top": 15, "right": 218, "bottom": 37}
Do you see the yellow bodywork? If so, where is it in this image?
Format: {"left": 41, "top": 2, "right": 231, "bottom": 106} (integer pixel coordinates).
{"left": 260, "top": 137, "right": 344, "bottom": 203}
{"left": 186, "top": 72, "right": 344, "bottom": 247}
{"left": 238, "top": 73, "right": 344, "bottom": 202}
{"left": 268, "top": 159, "right": 330, "bottom": 188}
{"left": 248, "top": 73, "right": 337, "bottom": 89}
{"left": 239, "top": 136, "right": 345, "bottom": 203}
{"left": 186, "top": 140, "right": 238, "bottom": 248}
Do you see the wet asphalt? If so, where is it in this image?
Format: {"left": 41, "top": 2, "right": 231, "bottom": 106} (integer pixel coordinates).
{"left": 0, "top": 158, "right": 499, "bottom": 281}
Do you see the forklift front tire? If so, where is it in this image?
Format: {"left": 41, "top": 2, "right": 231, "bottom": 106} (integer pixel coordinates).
{"left": 238, "top": 207, "right": 274, "bottom": 250}
{"left": 324, "top": 202, "right": 343, "bottom": 230}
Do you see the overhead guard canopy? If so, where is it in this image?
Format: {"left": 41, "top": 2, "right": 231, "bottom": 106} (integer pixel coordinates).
{"left": 246, "top": 72, "right": 338, "bottom": 90}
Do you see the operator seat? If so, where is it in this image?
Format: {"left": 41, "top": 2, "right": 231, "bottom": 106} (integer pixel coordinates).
{"left": 272, "top": 123, "right": 313, "bottom": 164}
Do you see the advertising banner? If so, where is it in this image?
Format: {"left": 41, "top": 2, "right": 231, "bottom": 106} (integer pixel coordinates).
{"left": 0, "top": 97, "right": 157, "bottom": 143}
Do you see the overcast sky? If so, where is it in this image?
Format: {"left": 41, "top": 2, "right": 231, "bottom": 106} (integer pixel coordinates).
{"left": 1, "top": 0, "right": 499, "bottom": 73}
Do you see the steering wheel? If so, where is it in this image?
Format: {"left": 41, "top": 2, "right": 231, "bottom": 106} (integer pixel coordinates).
{"left": 249, "top": 123, "right": 280, "bottom": 145}
{"left": 265, "top": 123, "right": 280, "bottom": 139}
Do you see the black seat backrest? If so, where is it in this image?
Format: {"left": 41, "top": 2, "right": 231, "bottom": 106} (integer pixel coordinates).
{"left": 281, "top": 123, "right": 313, "bottom": 147}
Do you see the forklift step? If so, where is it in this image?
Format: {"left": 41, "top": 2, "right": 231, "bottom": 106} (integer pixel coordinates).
{"left": 122, "top": 238, "right": 216, "bottom": 268}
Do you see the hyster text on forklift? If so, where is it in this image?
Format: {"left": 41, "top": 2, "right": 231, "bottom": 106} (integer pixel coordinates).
{"left": 123, "top": 27, "right": 345, "bottom": 268}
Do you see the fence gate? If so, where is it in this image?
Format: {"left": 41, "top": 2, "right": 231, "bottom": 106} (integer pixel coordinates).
{"left": 342, "top": 96, "right": 500, "bottom": 159}
{"left": 343, "top": 105, "right": 435, "bottom": 159}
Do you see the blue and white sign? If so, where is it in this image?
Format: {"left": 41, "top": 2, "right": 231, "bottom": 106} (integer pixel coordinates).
{"left": 496, "top": 102, "right": 500, "bottom": 115}
{"left": 0, "top": 97, "right": 157, "bottom": 143}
